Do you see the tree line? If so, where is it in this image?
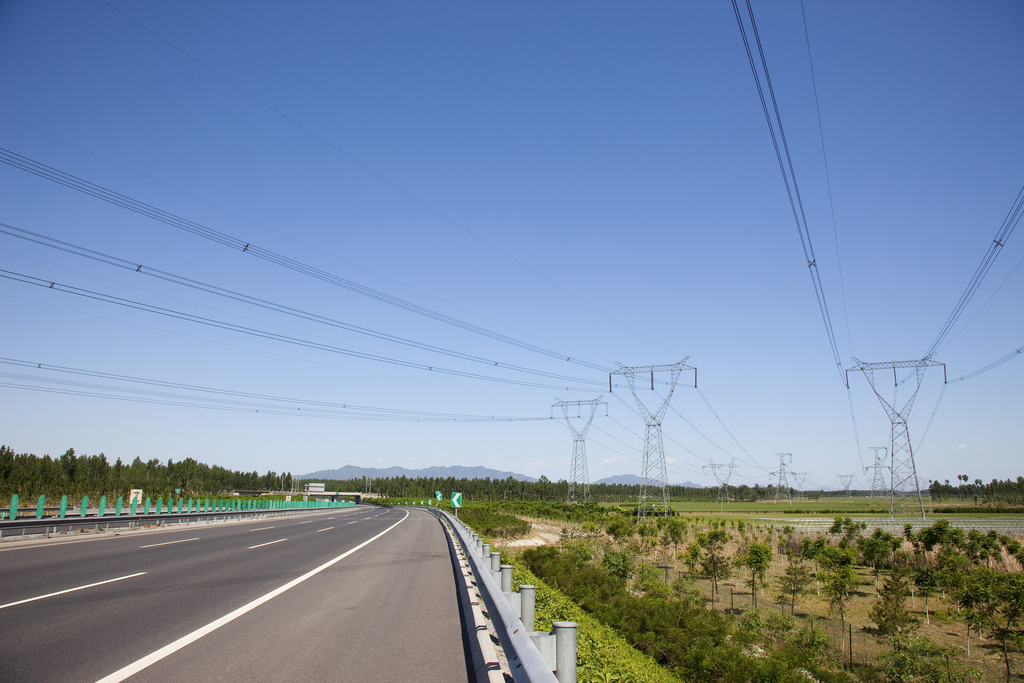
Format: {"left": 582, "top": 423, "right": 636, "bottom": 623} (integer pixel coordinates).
{"left": 929, "top": 475, "right": 1024, "bottom": 504}
{"left": 0, "top": 445, "right": 293, "bottom": 503}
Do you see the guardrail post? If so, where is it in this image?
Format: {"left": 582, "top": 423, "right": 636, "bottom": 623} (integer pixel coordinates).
{"left": 489, "top": 551, "right": 501, "bottom": 582}
{"left": 482, "top": 542, "right": 491, "bottom": 561}
{"left": 519, "top": 585, "right": 536, "bottom": 632}
{"left": 553, "top": 622, "right": 578, "bottom": 683}
{"left": 500, "top": 564, "right": 513, "bottom": 593}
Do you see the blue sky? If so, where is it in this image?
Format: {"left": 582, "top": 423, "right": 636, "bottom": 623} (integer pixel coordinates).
{"left": 1, "top": 0, "right": 1021, "bottom": 490}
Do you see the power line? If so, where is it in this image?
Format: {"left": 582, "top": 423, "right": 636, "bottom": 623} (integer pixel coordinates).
{"left": 947, "top": 344, "right": 1024, "bottom": 384}
{"left": 0, "top": 221, "right": 611, "bottom": 387}
{"left": 97, "top": 0, "right": 680, "bottom": 358}
{"left": 731, "top": 0, "right": 844, "bottom": 384}
{"left": 0, "top": 356, "right": 549, "bottom": 421}
{"left": 0, "top": 146, "right": 611, "bottom": 373}
{"left": 0, "top": 268, "right": 604, "bottom": 392}
{"left": 926, "top": 182, "right": 1024, "bottom": 356}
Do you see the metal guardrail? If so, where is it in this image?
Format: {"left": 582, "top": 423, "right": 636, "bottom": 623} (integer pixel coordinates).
{"left": 440, "top": 509, "right": 573, "bottom": 683}
{"left": 0, "top": 506, "right": 345, "bottom": 539}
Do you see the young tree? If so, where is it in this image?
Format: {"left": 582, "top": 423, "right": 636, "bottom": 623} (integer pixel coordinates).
{"left": 992, "top": 572, "right": 1024, "bottom": 683}
{"left": 819, "top": 545, "right": 858, "bottom": 653}
{"left": 776, "top": 560, "right": 813, "bottom": 616}
{"left": 914, "top": 566, "right": 938, "bottom": 625}
{"left": 682, "top": 541, "right": 701, "bottom": 577}
{"left": 829, "top": 516, "right": 867, "bottom": 548}
{"left": 697, "top": 529, "right": 732, "bottom": 607}
{"left": 742, "top": 541, "right": 772, "bottom": 609}
{"left": 871, "top": 569, "right": 915, "bottom": 639}
{"left": 663, "top": 518, "right": 686, "bottom": 568}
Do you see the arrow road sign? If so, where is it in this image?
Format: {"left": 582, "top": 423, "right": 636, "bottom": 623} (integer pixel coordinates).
{"left": 451, "top": 492, "right": 462, "bottom": 508}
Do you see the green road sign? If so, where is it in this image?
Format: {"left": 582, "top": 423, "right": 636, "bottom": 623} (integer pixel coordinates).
{"left": 451, "top": 492, "right": 462, "bottom": 508}
{"left": 435, "top": 491, "right": 442, "bottom": 500}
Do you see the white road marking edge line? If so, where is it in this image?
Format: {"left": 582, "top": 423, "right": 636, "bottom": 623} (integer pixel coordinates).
{"left": 0, "top": 572, "right": 147, "bottom": 610}
{"left": 94, "top": 509, "right": 409, "bottom": 683}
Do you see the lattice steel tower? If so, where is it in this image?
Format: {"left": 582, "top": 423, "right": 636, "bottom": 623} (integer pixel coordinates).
{"left": 771, "top": 453, "right": 793, "bottom": 504}
{"left": 866, "top": 446, "right": 888, "bottom": 506}
{"left": 793, "top": 472, "right": 809, "bottom": 501}
{"left": 553, "top": 396, "right": 606, "bottom": 504}
{"left": 836, "top": 474, "right": 855, "bottom": 497}
{"left": 610, "top": 360, "right": 695, "bottom": 518}
{"left": 703, "top": 461, "right": 736, "bottom": 512}
{"left": 847, "top": 358, "right": 945, "bottom": 522}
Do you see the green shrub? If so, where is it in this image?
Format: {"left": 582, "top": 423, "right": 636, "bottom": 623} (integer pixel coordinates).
{"left": 507, "top": 554, "right": 682, "bottom": 683}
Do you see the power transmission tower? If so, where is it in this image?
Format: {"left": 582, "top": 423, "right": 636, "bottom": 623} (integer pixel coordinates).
{"left": 866, "top": 446, "right": 888, "bottom": 506}
{"left": 610, "top": 360, "right": 695, "bottom": 518}
{"left": 771, "top": 453, "right": 793, "bottom": 504}
{"left": 792, "top": 472, "right": 808, "bottom": 501}
{"left": 703, "top": 461, "right": 736, "bottom": 512}
{"left": 553, "top": 396, "right": 606, "bottom": 504}
{"left": 837, "top": 474, "right": 855, "bottom": 497}
{"left": 847, "top": 358, "right": 945, "bottom": 522}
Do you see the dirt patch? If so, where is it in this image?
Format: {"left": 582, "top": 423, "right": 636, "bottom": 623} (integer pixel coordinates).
{"left": 500, "top": 521, "right": 562, "bottom": 547}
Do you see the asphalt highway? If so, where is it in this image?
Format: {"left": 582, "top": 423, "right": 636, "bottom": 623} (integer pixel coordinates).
{"left": 0, "top": 505, "right": 471, "bottom": 682}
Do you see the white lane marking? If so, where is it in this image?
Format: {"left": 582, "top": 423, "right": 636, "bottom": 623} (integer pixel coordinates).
{"left": 250, "top": 526, "right": 275, "bottom": 531}
{"left": 316, "top": 527, "right": 334, "bottom": 532}
{"left": 95, "top": 510, "right": 409, "bottom": 683}
{"left": 347, "top": 521, "right": 357, "bottom": 524}
{"left": 297, "top": 521, "right": 313, "bottom": 524}
{"left": 140, "top": 538, "right": 199, "bottom": 549}
{"left": 0, "top": 572, "right": 147, "bottom": 610}
{"left": 248, "top": 539, "right": 287, "bottom": 549}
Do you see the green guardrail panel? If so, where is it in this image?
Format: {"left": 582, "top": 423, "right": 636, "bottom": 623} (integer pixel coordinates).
{"left": 177, "top": 498, "right": 183, "bottom": 514}
{"left": 36, "top": 494, "right": 45, "bottom": 519}
{"left": 80, "top": 495, "right": 88, "bottom": 517}
{"left": 205, "top": 498, "right": 210, "bottom": 512}
{"left": 8, "top": 493, "right": 18, "bottom": 520}
{"left": 156, "top": 496, "right": 163, "bottom": 514}
{"left": 59, "top": 494, "right": 68, "bottom": 518}
{"left": 188, "top": 498, "right": 193, "bottom": 514}
{"left": 115, "top": 496, "right": 123, "bottom": 516}
{"left": 131, "top": 498, "right": 137, "bottom": 515}
{"left": 145, "top": 497, "right": 151, "bottom": 515}
{"left": 98, "top": 495, "right": 107, "bottom": 517}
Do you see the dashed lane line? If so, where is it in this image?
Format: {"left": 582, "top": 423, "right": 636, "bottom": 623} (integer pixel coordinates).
{"left": 248, "top": 539, "right": 287, "bottom": 549}
{"left": 140, "top": 538, "right": 199, "bottom": 548}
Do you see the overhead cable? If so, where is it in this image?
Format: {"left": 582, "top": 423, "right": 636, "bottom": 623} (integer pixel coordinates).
{"left": 731, "top": 0, "right": 845, "bottom": 384}
{"left": 0, "top": 221, "right": 607, "bottom": 387}
{"left": 0, "top": 268, "right": 602, "bottom": 392}
{"left": 926, "top": 183, "right": 1024, "bottom": 356}
{"left": 0, "top": 356, "right": 552, "bottom": 421}
{"left": 0, "top": 146, "right": 610, "bottom": 373}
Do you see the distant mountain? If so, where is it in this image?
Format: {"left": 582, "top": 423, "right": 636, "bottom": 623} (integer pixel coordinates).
{"left": 594, "top": 474, "right": 702, "bottom": 488}
{"left": 298, "top": 464, "right": 538, "bottom": 482}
